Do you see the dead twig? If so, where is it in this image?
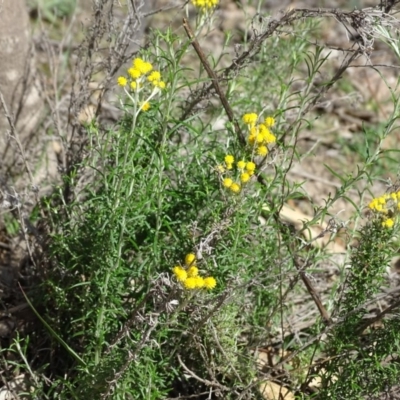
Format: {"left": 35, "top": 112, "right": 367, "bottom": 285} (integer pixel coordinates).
{"left": 294, "top": 256, "right": 332, "bottom": 325}
{"left": 182, "top": 18, "right": 245, "bottom": 145}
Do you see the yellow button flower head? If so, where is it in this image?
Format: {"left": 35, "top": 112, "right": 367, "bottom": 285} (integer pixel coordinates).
{"left": 143, "top": 62, "right": 153, "bottom": 74}
{"left": 230, "top": 183, "right": 241, "bottom": 194}
{"left": 128, "top": 67, "right": 141, "bottom": 79}
{"left": 184, "top": 277, "right": 197, "bottom": 290}
{"left": 173, "top": 266, "right": 187, "bottom": 282}
{"left": 133, "top": 58, "right": 153, "bottom": 74}
{"left": 141, "top": 102, "right": 150, "bottom": 111}
{"left": 257, "top": 145, "right": 268, "bottom": 156}
{"left": 185, "top": 253, "right": 196, "bottom": 266}
{"left": 223, "top": 178, "right": 233, "bottom": 188}
{"left": 378, "top": 196, "right": 386, "bottom": 205}
{"left": 382, "top": 218, "right": 394, "bottom": 228}
{"left": 224, "top": 154, "right": 234, "bottom": 170}
{"left": 224, "top": 154, "right": 234, "bottom": 164}
{"left": 187, "top": 266, "right": 199, "bottom": 278}
{"left": 148, "top": 71, "right": 161, "bottom": 82}
{"left": 203, "top": 276, "right": 217, "bottom": 290}
{"left": 242, "top": 113, "right": 258, "bottom": 127}
{"left": 153, "top": 80, "right": 166, "bottom": 89}
{"left": 194, "top": 276, "right": 205, "bottom": 288}
{"left": 264, "top": 116, "right": 275, "bottom": 127}
{"left": 264, "top": 131, "right": 276, "bottom": 144}
{"left": 117, "top": 76, "right": 127, "bottom": 87}
{"left": 130, "top": 81, "right": 137, "bottom": 90}
{"left": 369, "top": 199, "right": 379, "bottom": 211}
{"left": 240, "top": 172, "right": 251, "bottom": 183}
{"left": 237, "top": 160, "right": 246, "bottom": 170}
{"left": 245, "top": 161, "right": 256, "bottom": 175}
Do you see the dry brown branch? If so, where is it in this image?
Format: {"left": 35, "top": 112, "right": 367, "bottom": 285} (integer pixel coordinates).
{"left": 182, "top": 18, "right": 246, "bottom": 145}
{"left": 293, "top": 255, "right": 332, "bottom": 325}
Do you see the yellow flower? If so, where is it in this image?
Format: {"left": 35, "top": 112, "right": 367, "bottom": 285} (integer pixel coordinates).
{"left": 264, "top": 131, "right": 276, "bottom": 144}
{"left": 203, "top": 277, "right": 217, "bottom": 289}
{"left": 148, "top": 71, "right": 161, "bottom": 82}
{"left": 237, "top": 160, "right": 246, "bottom": 170}
{"left": 382, "top": 218, "right": 394, "bottom": 228}
{"left": 130, "top": 81, "right": 137, "bottom": 90}
{"left": 191, "top": 0, "right": 219, "bottom": 10}
{"left": 194, "top": 276, "right": 205, "bottom": 288}
{"left": 264, "top": 116, "right": 275, "bottom": 127}
{"left": 183, "top": 277, "right": 197, "bottom": 290}
{"left": 141, "top": 102, "right": 150, "bottom": 111}
{"left": 230, "top": 183, "right": 241, "bottom": 194}
{"left": 257, "top": 145, "right": 268, "bottom": 156}
{"left": 133, "top": 58, "right": 153, "bottom": 74}
{"left": 133, "top": 57, "right": 144, "bottom": 67}
{"left": 117, "top": 76, "right": 127, "bottom": 87}
{"left": 224, "top": 154, "right": 234, "bottom": 165}
{"left": 260, "top": 125, "right": 276, "bottom": 144}
{"left": 185, "top": 253, "right": 196, "bottom": 266}
{"left": 187, "top": 266, "right": 199, "bottom": 277}
{"left": 242, "top": 113, "right": 258, "bottom": 127}
{"left": 240, "top": 172, "right": 251, "bottom": 183}
{"left": 128, "top": 67, "right": 141, "bottom": 79}
{"left": 369, "top": 199, "right": 379, "bottom": 211}
{"left": 378, "top": 196, "right": 386, "bottom": 205}
{"left": 245, "top": 161, "right": 256, "bottom": 175}
{"left": 256, "top": 133, "right": 264, "bottom": 144}
{"left": 223, "top": 178, "right": 233, "bottom": 188}
{"left": 142, "top": 62, "right": 153, "bottom": 74}
{"left": 173, "top": 266, "right": 187, "bottom": 282}
{"left": 156, "top": 81, "right": 166, "bottom": 89}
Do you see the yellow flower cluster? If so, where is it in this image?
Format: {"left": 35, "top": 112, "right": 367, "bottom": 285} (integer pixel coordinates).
{"left": 191, "top": 0, "right": 219, "bottom": 11}
{"left": 172, "top": 253, "right": 217, "bottom": 290}
{"left": 117, "top": 57, "right": 166, "bottom": 112}
{"left": 217, "top": 155, "right": 256, "bottom": 194}
{"left": 242, "top": 113, "right": 276, "bottom": 157}
{"left": 368, "top": 191, "right": 400, "bottom": 228}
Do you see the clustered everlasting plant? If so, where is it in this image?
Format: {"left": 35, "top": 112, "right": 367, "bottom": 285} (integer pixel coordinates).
{"left": 243, "top": 112, "right": 277, "bottom": 157}
{"left": 219, "top": 156, "right": 256, "bottom": 194}
{"left": 117, "top": 57, "right": 166, "bottom": 115}
{"left": 172, "top": 253, "right": 217, "bottom": 290}
{"left": 368, "top": 190, "right": 400, "bottom": 228}
{"left": 217, "top": 112, "right": 276, "bottom": 194}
